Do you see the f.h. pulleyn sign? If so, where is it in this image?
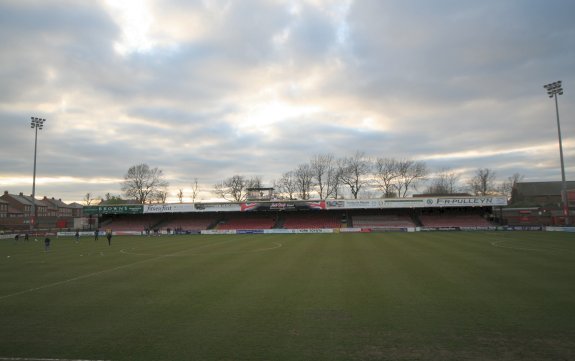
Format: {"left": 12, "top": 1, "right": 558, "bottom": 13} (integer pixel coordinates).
{"left": 325, "top": 196, "right": 507, "bottom": 209}
{"left": 432, "top": 197, "right": 507, "bottom": 207}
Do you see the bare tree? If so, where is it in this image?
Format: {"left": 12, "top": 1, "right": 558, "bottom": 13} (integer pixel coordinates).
{"left": 103, "top": 193, "right": 124, "bottom": 204}
{"left": 329, "top": 166, "right": 344, "bottom": 199}
{"left": 121, "top": 164, "right": 169, "bottom": 204}
{"left": 338, "top": 151, "right": 371, "bottom": 199}
{"left": 392, "top": 160, "right": 428, "bottom": 197}
{"left": 83, "top": 192, "right": 100, "bottom": 205}
{"left": 310, "top": 153, "right": 336, "bottom": 199}
{"left": 177, "top": 189, "right": 184, "bottom": 203}
{"left": 246, "top": 176, "right": 263, "bottom": 189}
{"left": 425, "top": 168, "right": 461, "bottom": 195}
{"left": 154, "top": 190, "right": 168, "bottom": 204}
{"left": 214, "top": 175, "right": 244, "bottom": 202}
{"left": 294, "top": 163, "right": 314, "bottom": 200}
{"left": 500, "top": 173, "right": 524, "bottom": 199}
{"left": 275, "top": 171, "right": 298, "bottom": 200}
{"left": 214, "top": 175, "right": 251, "bottom": 202}
{"left": 467, "top": 168, "right": 497, "bottom": 196}
{"left": 373, "top": 158, "right": 400, "bottom": 198}
{"left": 190, "top": 178, "right": 199, "bottom": 203}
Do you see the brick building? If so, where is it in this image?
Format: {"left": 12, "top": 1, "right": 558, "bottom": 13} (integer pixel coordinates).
{"left": 0, "top": 191, "right": 83, "bottom": 231}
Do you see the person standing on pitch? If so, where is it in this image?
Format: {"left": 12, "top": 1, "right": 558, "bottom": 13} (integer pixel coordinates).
{"left": 106, "top": 229, "right": 112, "bottom": 246}
{"left": 44, "top": 236, "right": 51, "bottom": 252}
{"left": 94, "top": 228, "right": 99, "bottom": 241}
{"left": 75, "top": 229, "right": 80, "bottom": 243}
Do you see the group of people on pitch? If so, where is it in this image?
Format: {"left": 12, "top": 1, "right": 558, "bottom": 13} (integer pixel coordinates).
{"left": 43, "top": 228, "right": 113, "bottom": 252}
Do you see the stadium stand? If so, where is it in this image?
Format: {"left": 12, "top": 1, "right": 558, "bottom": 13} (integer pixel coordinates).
{"left": 218, "top": 213, "right": 276, "bottom": 230}
{"left": 282, "top": 212, "right": 342, "bottom": 229}
{"left": 160, "top": 213, "right": 218, "bottom": 232}
{"left": 352, "top": 214, "right": 415, "bottom": 229}
{"left": 419, "top": 214, "right": 492, "bottom": 227}
{"left": 102, "top": 215, "right": 161, "bottom": 232}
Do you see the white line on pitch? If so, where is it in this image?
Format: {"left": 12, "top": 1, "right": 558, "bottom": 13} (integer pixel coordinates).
{"left": 0, "top": 358, "right": 111, "bottom": 361}
{"left": 0, "top": 239, "right": 236, "bottom": 301}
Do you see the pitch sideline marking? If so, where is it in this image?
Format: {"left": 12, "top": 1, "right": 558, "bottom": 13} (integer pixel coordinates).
{"left": 0, "top": 239, "right": 237, "bottom": 301}
{"left": 0, "top": 358, "right": 111, "bottom": 361}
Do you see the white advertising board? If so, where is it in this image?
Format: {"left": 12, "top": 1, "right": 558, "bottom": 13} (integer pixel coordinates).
{"left": 144, "top": 203, "right": 242, "bottom": 213}
{"left": 325, "top": 196, "right": 507, "bottom": 209}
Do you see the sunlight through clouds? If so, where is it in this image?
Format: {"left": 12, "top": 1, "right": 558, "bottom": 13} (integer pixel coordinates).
{"left": 104, "top": 0, "right": 155, "bottom": 55}
{"left": 234, "top": 99, "right": 321, "bottom": 135}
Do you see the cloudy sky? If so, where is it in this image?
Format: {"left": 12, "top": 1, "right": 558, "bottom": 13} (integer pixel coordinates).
{"left": 0, "top": 0, "right": 574, "bottom": 204}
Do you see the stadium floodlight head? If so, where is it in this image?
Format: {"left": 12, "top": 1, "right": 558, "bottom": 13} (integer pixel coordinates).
{"left": 31, "top": 117, "right": 45, "bottom": 129}
{"left": 544, "top": 81, "right": 563, "bottom": 98}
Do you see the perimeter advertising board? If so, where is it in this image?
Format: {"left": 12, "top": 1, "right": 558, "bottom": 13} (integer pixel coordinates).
{"left": 429, "top": 197, "right": 507, "bottom": 207}
{"left": 325, "top": 196, "right": 507, "bottom": 209}
{"left": 240, "top": 201, "right": 326, "bottom": 212}
{"left": 83, "top": 205, "right": 143, "bottom": 215}
{"left": 143, "top": 203, "right": 242, "bottom": 213}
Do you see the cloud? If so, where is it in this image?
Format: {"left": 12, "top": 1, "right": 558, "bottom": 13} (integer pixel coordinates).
{"left": 0, "top": 0, "right": 573, "bottom": 203}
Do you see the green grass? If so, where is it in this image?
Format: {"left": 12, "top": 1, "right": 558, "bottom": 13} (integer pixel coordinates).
{"left": 1, "top": 231, "right": 574, "bottom": 361}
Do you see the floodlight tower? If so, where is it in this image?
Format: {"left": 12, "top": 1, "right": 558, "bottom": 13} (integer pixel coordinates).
{"left": 30, "top": 117, "right": 46, "bottom": 232}
{"left": 543, "top": 81, "right": 569, "bottom": 225}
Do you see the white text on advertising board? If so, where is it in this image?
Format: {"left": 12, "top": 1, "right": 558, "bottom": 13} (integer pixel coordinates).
{"left": 436, "top": 197, "right": 500, "bottom": 206}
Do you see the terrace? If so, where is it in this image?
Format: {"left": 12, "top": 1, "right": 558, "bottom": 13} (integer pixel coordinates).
{"left": 352, "top": 214, "right": 415, "bottom": 229}
{"left": 419, "top": 214, "right": 492, "bottom": 228}
{"left": 282, "top": 212, "right": 342, "bottom": 229}
{"left": 217, "top": 213, "right": 276, "bottom": 230}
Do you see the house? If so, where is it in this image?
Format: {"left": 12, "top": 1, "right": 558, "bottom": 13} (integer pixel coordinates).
{"left": 0, "top": 191, "right": 84, "bottom": 231}
{"left": 1, "top": 191, "right": 36, "bottom": 217}
{"left": 43, "top": 197, "right": 74, "bottom": 218}
{"left": 0, "top": 198, "right": 8, "bottom": 219}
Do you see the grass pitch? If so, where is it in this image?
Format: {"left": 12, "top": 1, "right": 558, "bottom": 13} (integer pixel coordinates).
{"left": 1, "top": 231, "right": 574, "bottom": 361}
